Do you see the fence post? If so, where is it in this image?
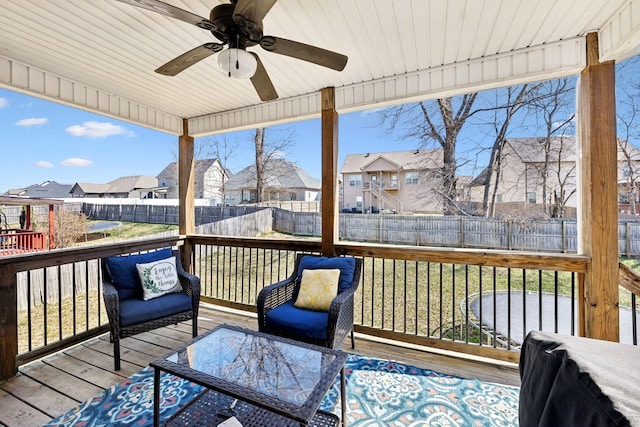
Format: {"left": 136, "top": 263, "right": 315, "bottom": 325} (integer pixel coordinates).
{"left": 460, "top": 216, "right": 465, "bottom": 248}
{"left": 379, "top": 214, "right": 383, "bottom": 243}
{"left": 626, "top": 222, "right": 631, "bottom": 258}
{"left": 508, "top": 221, "right": 513, "bottom": 250}
{"left": 415, "top": 216, "right": 420, "bottom": 246}
{"left": 561, "top": 220, "right": 566, "bottom": 253}
{"left": 292, "top": 211, "right": 296, "bottom": 235}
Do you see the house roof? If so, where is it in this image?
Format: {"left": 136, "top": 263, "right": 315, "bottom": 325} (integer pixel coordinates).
{"left": 341, "top": 149, "right": 443, "bottom": 174}
{"left": 225, "top": 159, "right": 320, "bottom": 191}
{"left": 505, "top": 137, "right": 579, "bottom": 163}
{"left": 72, "top": 175, "right": 158, "bottom": 194}
{"left": 470, "top": 137, "right": 640, "bottom": 186}
{"left": 4, "top": 181, "right": 73, "bottom": 199}
{"left": 71, "top": 183, "right": 110, "bottom": 194}
{"left": 157, "top": 158, "right": 224, "bottom": 179}
{"left": 0, "top": 1, "right": 637, "bottom": 137}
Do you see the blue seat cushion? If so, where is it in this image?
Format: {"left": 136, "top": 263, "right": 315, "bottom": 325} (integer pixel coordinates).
{"left": 265, "top": 301, "right": 328, "bottom": 341}
{"left": 106, "top": 248, "right": 173, "bottom": 300}
{"left": 297, "top": 256, "right": 356, "bottom": 293}
{"left": 119, "top": 292, "right": 192, "bottom": 327}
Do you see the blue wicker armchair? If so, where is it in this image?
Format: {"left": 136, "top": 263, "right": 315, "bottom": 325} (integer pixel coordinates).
{"left": 101, "top": 248, "right": 200, "bottom": 370}
{"left": 257, "top": 254, "right": 362, "bottom": 349}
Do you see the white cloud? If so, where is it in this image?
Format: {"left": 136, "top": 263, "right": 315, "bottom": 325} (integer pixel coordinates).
{"left": 16, "top": 117, "right": 49, "bottom": 127}
{"left": 0, "top": 97, "right": 7, "bottom": 108}
{"left": 66, "top": 121, "right": 135, "bottom": 138}
{"left": 36, "top": 160, "right": 54, "bottom": 168}
{"left": 61, "top": 158, "right": 93, "bottom": 167}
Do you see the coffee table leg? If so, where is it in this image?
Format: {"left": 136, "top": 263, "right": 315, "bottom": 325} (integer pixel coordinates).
{"left": 340, "top": 366, "right": 347, "bottom": 427}
{"left": 154, "top": 368, "right": 160, "bottom": 427}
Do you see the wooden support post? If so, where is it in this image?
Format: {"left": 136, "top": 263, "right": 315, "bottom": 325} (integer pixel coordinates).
{"left": 25, "top": 206, "right": 31, "bottom": 230}
{"left": 48, "top": 205, "right": 55, "bottom": 250}
{"left": 577, "top": 32, "right": 619, "bottom": 341}
{"left": 179, "top": 118, "right": 195, "bottom": 270}
{"left": 0, "top": 263, "right": 18, "bottom": 380}
{"left": 321, "top": 87, "right": 339, "bottom": 257}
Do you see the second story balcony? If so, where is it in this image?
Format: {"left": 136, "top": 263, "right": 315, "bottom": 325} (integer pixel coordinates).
{"left": 363, "top": 180, "right": 399, "bottom": 191}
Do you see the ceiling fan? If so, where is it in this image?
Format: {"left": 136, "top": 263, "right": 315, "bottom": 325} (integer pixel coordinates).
{"left": 115, "top": 0, "right": 348, "bottom": 102}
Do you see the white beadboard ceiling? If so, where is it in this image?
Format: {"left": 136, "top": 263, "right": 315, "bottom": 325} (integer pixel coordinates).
{"left": 0, "top": 0, "right": 639, "bottom": 136}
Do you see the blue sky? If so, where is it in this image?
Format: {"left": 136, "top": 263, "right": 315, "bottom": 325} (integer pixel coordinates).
{"left": 0, "top": 88, "right": 419, "bottom": 194}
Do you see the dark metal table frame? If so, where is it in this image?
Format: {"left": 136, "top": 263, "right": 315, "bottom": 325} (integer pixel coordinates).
{"left": 151, "top": 324, "right": 348, "bottom": 426}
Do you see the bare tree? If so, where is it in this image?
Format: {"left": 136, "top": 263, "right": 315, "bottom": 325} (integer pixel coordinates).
{"left": 253, "top": 127, "right": 295, "bottom": 203}
{"left": 378, "top": 95, "right": 478, "bottom": 215}
{"left": 618, "top": 138, "right": 640, "bottom": 214}
{"left": 200, "top": 135, "right": 240, "bottom": 205}
{"left": 528, "top": 78, "right": 576, "bottom": 217}
{"left": 34, "top": 208, "right": 89, "bottom": 248}
{"left": 616, "top": 57, "right": 640, "bottom": 215}
{"left": 549, "top": 135, "right": 577, "bottom": 218}
{"left": 482, "top": 84, "right": 536, "bottom": 217}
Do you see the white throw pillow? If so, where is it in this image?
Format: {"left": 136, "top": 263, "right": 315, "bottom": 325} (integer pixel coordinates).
{"left": 136, "top": 256, "right": 182, "bottom": 300}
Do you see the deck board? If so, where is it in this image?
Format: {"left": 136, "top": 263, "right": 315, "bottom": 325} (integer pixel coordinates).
{"left": 0, "top": 303, "right": 520, "bottom": 426}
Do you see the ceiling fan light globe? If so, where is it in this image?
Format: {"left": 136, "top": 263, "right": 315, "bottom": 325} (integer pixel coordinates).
{"left": 218, "top": 48, "right": 257, "bottom": 79}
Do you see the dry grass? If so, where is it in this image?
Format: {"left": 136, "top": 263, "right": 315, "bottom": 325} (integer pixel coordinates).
{"left": 17, "top": 290, "right": 107, "bottom": 354}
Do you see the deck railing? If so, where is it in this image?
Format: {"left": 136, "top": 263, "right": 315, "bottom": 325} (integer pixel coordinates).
{"left": 0, "top": 236, "right": 182, "bottom": 380}
{"left": 3, "top": 234, "right": 640, "bottom": 380}
{"left": 189, "top": 236, "right": 592, "bottom": 363}
{"left": 0, "top": 229, "right": 46, "bottom": 255}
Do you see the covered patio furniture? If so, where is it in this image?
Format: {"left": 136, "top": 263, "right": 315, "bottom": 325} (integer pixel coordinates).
{"left": 257, "top": 254, "right": 362, "bottom": 349}
{"left": 102, "top": 248, "right": 200, "bottom": 370}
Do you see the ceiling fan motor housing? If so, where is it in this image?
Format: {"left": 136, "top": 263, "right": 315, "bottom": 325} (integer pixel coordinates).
{"left": 210, "top": 3, "right": 262, "bottom": 47}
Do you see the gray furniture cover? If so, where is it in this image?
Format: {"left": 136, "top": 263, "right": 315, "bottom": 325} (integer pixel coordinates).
{"left": 519, "top": 330, "right": 640, "bottom": 427}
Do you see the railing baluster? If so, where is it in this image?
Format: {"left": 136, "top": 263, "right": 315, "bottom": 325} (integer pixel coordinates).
{"left": 522, "top": 269, "right": 527, "bottom": 344}
{"left": 507, "top": 268, "right": 512, "bottom": 351}
{"left": 72, "top": 262, "right": 77, "bottom": 336}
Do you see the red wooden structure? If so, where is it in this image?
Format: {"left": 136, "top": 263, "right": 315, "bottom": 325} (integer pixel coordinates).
{"left": 0, "top": 196, "right": 61, "bottom": 255}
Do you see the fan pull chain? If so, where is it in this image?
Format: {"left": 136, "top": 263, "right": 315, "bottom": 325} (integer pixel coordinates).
{"left": 235, "top": 34, "right": 240, "bottom": 73}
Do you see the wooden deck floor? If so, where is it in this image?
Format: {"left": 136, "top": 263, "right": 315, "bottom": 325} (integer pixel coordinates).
{"left": 0, "top": 304, "right": 521, "bottom": 427}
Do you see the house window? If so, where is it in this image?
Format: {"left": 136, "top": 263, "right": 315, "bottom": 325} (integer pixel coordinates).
{"left": 620, "top": 193, "right": 629, "bottom": 203}
{"left": 349, "top": 174, "right": 362, "bottom": 186}
{"left": 356, "top": 196, "right": 363, "bottom": 208}
{"left": 527, "top": 192, "right": 537, "bottom": 203}
{"left": 496, "top": 194, "right": 503, "bottom": 203}
{"left": 406, "top": 172, "right": 419, "bottom": 184}
{"left": 623, "top": 164, "right": 632, "bottom": 178}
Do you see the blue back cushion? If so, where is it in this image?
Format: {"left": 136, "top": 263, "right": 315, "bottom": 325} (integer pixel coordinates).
{"left": 105, "top": 248, "right": 173, "bottom": 300}
{"left": 297, "top": 255, "right": 356, "bottom": 294}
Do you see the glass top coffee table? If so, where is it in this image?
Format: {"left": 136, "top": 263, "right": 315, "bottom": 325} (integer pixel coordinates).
{"left": 151, "top": 324, "right": 348, "bottom": 426}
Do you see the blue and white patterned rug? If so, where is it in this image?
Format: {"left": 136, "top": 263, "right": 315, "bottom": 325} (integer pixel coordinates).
{"left": 45, "top": 354, "right": 520, "bottom": 426}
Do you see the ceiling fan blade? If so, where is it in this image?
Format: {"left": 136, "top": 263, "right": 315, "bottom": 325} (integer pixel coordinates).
{"left": 260, "top": 36, "right": 348, "bottom": 71}
{"left": 233, "top": 0, "right": 277, "bottom": 25}
{"left": 115, "top": 0, "right": 216, "bottom": 31}
{"left": 249, "top": 53, "right": 278, "bottom": 102}
{"left": 155, "top": 43, "right": 224, "bottom": 76}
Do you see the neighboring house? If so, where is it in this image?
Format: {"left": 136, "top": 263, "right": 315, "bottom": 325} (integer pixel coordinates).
{"left": 340, "top": 149, "right": 444, "bottom": 214}
{"left": 156, "top": 158, "right": 229, "bottom": 201}
{"left": 4, "top": 181, "right": 73, "bottom": 198}
{"left": 70, "top": 175, "right": 159, "bottom": 198}
{"left": 469, "top": 137, "right": 640, "bottom": 215}
{"left": 225, "top": 159, "right": 320, "bottom": 204}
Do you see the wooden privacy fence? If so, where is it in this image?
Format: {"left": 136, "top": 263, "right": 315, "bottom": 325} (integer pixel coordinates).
{"left": 273, "top": 209, "right": 640, "bottom": 256}
{"left": 82, "top": 203, "right": 266, "bottom": 225}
